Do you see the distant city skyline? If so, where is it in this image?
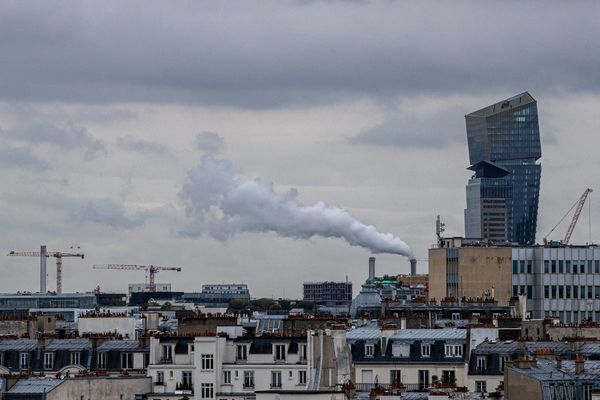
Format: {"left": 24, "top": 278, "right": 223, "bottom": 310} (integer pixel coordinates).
{"left": 0, "top": 1, "right": 599, "bottom": 297}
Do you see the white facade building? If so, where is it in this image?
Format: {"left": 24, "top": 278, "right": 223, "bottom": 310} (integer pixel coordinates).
{"left": 512, "top": 245, "right": 600, "bottom": 322}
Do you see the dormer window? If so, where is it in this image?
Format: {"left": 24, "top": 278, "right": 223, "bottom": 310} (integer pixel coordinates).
{"left": 162, "top": 345, "right": 173, "bottom": 362}
{"left": 365, "top": 344, "right": 375, "bottom": 357}
{"left": 421, "top": 344, "right": 431, "bottom": 357}
{"left": 444, "top": 344, "right": 463, "bottom": 358}
{"left": 476, "top": 356, "right": 487, "bottom": 372}
{"left": 70, "top": 351, "right": 81, "bottom": 365}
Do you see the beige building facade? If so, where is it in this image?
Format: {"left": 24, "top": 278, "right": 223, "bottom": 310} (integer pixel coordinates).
{"left": 428, "top": 246, "right": 512, "bottom": 306}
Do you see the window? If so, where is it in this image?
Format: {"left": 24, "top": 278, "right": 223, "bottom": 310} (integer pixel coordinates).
{"left": 442, "top": 370, "right": 456, "bottom": 384}
{"left": 527, "top": 261, "right": 532, "bottom": 274}
{"left": 444, "top": 344, "right": 463, "bottom": 358}
{"left": 200, "top": 383, "right": 213, "bottom": 399}
{"left": 451, "top": 312, "right": 461, "bottom": 320}
{"left": 589, "top": 261, "right": 594, "bottom": 274}
{"left": 559, "top": 286, "right": 564, "bottom": 299}
{"left": 596, "top": 286, "right": 600, "bottom": 299}
{"left": 421, "top": 344, "right": 431, "bottom": 357}
{"left": 500, "top": 355, "right": 510, "bottom": 371}
{"left": 20, "top": 352, "right": 29, "bottom": 369}
{"left": 365, "top": 344, "right": 375, "bottom": 357}
{"left": 551, "top": 260, "right": 556, "bottom": 273}
{"left": 584, "top": 384, "right": 592, "bottom": 400}
{"left": 527, "top": 285, "right": 533, "bottom": 299}
{"left": 519, "top": 260, "right": 525, "bottom": 273}
{"left": 95, "top": 352, "right": 106, "bottom": 369}
{"left": 566, "top": 286, "right": 572, "bottom": 299}
{"left": 44, "top": 352, "right": 54, "bottom": 369}
{"left": 418, "top": 370, "right": 429, "bottom": 390}
{"left": 244, "top": 371, "right": 255, "bottom": 388}
{"left": 156, "top": 371, "right": 164, "bottom": 384}
{"left": 596, "top": 260, "right": 600, "bottom": 274}
{"left": 298, "top": 370, "right": 307, "bottom": 385}
{"left": 223, "top": 370, "right": 231, "bottom": 384}
{"left": 236, "top": 345, "right": 247, "bottom": 361}
{"left": 274, "top": 344, "right": 286, "bottom": 361}
{"left": 544, "top": 286, "right": 549, "bottom": 299}
{"left": 551, "top": 286, "right": 557, "bottom": 299}
{"left": 476, "top": 356, "right": 486, "bottom": 372}
{"left": 581, "top": 264, "right": 586, "bottom": 274}
{"left": 582, "top": 285, "right": 587, "bottom": 299}
{"left": 71, "top": 351, "right": 81, "bottom": 365}
{"left": 271, "top": 371, "right": 282, "bottom": 388}
{"left": 566, "top": 260, "right": 571, "bottom": 273}
{"left": 0, "top": 352, "right": 3, "bottom": 366}
{"left": 299, "top": 344, "right": 307, "bottom": 361}
{"left": 162, "top": 345, "right": 172, "bottom": 362}
{"left": 201, "top": 354, "right": 214, "bottom": 370}
{"left": 512, "top": 261, "right": 518, "bottom": 274}
{"left": 559, "top": 260, "right": 564, "bottom": 273}
{"left": 390, "top": 370, "right": 402, "bottom": 386}
{"left": 182, "top": 371, "right": 193, "bottom": 387}
{"left": 476, "top": 380, "right": 487, "bottom": 393}
{"left": 121, "top": 353, "right": 133, "bottom": 369}
{"left": 512, "top": 285, "right": 518, "bottom": 297}
{"left": 574, "top": 286, "right": 579, "bottom": 299}
{"left": 544, "top": 260, "right": 549, "bottom": 273}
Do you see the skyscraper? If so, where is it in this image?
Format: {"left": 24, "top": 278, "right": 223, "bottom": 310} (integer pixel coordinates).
{"left": 464, "top": 92, "right": 541, "bottom": 245}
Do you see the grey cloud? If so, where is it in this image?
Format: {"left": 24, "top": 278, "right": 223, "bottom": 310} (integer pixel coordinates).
{"left": 69, "top": 198, "right": 148, "bottom": 230}
{"left": 116, "top": 136, "right": 170, "bottom": 156}
{"left": 195, "top": 132, "right": 224, "bottom": 154}
{"left": 1, "top": 121, "right": 106, "bottom": 158}
{"left": 0, "top": 2, "right": 599, "bottom": 107}
{"left": 351, "top": 108, "right": 466, "bottom": 148}
{"left": 0, "top": 145, "right": 50, "bottom": 171}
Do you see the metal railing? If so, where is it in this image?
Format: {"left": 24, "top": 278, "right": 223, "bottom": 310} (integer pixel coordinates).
{"left": 352, "top": 383, "right": 429, "bottom": 392}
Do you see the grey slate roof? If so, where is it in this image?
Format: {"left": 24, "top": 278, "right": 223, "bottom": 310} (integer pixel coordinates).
{"left": 0, "top": 339, "right": 37, "bottom": 351}
{"left": 97, "top": 340, "right": 143, "bottom": 351}
{"left": 391, "top": 329, "right": 466, "bottom": 341}
{"left": 8, "top": 379, "right": 64, "bottom": 394}
{"left": 346, "top": 328, "right": 381, "bottom": 341}
{"left": 46, "top": 338, "right": 91, "bottom": 351}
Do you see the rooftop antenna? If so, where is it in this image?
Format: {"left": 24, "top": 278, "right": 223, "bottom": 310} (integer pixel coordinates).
{"left": 436, "top": 215, "right": 446, "bottom": 246}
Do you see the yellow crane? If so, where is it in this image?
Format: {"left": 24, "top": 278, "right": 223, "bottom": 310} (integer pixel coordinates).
{"left": 7, "top": 246, "right": 84, "bottom": 294}
{"left": 543, "top": 188, "right": 593, "bottom": 245}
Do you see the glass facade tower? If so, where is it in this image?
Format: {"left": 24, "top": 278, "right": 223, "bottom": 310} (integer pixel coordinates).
{"left": 464, "top": 92, "right": 541, "bottom": 245}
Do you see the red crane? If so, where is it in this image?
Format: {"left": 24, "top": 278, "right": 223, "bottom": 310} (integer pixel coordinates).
{"left": 7, "top": 248, "right": 84, "bottom": 294}
{"left": 93, "top": 264, "right": 182, "bottom": 292}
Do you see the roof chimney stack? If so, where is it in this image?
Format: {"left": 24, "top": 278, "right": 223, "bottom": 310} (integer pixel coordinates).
{"left": 410, "top": 259, "right": 417, "bottom": 276}
{"left": 576, "top": 354, "right": 585, "bottom": 374}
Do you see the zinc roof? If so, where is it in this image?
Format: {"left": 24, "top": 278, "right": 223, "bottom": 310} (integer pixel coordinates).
{"left": 97, "top": 340, "right": 142, "bottom": 351}
{"left": 346, "top": 328, "right": 381, "bottom": 341}
{"left": 9, "top": 378, "right": 64, "bottom": 394}
{"left": 46, "top": 338, "right": 91, "bottom": 351}
{"left": 391, "top": 329, "right": 466, "bottom": 341}
{"left": 0, "top": 339, "right": 37, "bottom": 351}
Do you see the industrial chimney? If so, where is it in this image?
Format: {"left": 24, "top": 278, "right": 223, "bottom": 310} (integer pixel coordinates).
{"left": 40, "top": 245, "right": 47, "bottom": 294}
{"left": 410, "top": 258, "right": 417, "bottom": 276}
{"left": 368, "top": 257, "right": 376, "bottom": 283}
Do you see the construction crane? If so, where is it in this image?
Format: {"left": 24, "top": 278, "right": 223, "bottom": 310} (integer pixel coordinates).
{"left": 7, "top": 246, "right": 85, "bottom": 294}
{"left": 543, "top": 188, "right": 593, "bottom": 245}
{"left": 92, "top": 264, "right": 182, "bottom": 292}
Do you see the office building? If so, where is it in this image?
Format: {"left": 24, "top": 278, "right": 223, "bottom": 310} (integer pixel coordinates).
{"left": 464, "top": 92, "right": 542, "bottom": 245}
{"left": 429, "top": 238, "right": 600, "bottom": 323}
{"left": 303, "top": 281, "right": 352, "bottom": 305}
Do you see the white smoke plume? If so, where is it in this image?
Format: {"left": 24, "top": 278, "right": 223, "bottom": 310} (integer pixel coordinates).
{"left": 180, "top": 142, "right": 413, "bottom": 258}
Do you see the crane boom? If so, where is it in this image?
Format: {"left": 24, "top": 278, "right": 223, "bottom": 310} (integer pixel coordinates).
{"left": 7, "top": 249, "right": 84, "bottom": 294}
{"left": 564, "top": 188, "right": 593, "bottom": 244}
{"left": 93, "top": 263, "right": 182, "bottom": 292}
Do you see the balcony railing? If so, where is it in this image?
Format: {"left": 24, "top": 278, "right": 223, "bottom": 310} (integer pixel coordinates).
{"left": 159, "top": 357, "right": 173, "bottom": 364}
{"left": 352, "top": 383, "right": 429, "bottom": 393}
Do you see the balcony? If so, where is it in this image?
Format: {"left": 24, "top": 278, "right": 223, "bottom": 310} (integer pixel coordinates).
{"left": 159, "top": 357, "right": 173, "bottom": 364}
{"left": 351, "top": 383, "right": 429, "bottom": 393}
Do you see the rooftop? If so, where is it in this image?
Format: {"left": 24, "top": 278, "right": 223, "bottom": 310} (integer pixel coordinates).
{"left": 8, "top": 378, "right": 64, "bottom": 394}
{"left": 391, "top": 329, "right": 466, "bottom": 341}
{"left": 466, "top": 91, "right": 535, "bottom": 118}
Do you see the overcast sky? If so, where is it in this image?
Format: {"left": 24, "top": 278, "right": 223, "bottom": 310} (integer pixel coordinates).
{"left": 1, "top": 1, "right": 599, "bottom": 298}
